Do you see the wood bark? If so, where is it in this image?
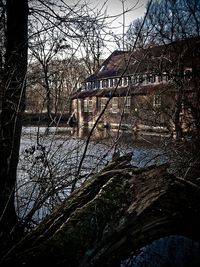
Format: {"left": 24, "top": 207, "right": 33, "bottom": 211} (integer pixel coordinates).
{"left": 1, "top": 155, "right": 200, "bottom": 267}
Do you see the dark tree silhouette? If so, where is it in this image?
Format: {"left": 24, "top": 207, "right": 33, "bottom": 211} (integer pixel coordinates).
{"left": 0, "top": 0, "right": 28, "bottom": 249}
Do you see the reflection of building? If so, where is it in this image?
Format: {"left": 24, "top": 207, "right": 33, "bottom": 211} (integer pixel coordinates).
{"left": 71, "top": 37, "right": 200, "bottom": 136}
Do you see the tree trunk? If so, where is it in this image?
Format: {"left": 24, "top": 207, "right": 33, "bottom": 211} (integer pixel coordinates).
{"left": 1, "top": 156, "right": 200, "bottom": 267}
{"left": 0, "top": 0, "right": 28, "bottom": 249}
{"left": 174, "top": 86, "right": 183, "bottom": 141}
{"left": 43, "top": 65, "right": 52, "bottom": 127}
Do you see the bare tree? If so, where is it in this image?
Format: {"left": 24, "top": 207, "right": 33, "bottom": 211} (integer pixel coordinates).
{"left": 76, "top": 12, "right": 107, "bottom": 74}
{"left": 28, "top": 25, "right": 71, "bottom": 125}
{"left": 0, "top": 0, "right": 106, "bottom": 253}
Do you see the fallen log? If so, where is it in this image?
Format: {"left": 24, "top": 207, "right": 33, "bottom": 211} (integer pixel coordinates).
{"left": 1, "top": 155, "right": 200, "bottom": 267}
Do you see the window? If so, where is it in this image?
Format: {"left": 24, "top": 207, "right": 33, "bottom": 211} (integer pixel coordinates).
{"left": 83, "top": 99, "right": 93, "bottom": 112}
{"left": 112, "top": 97, "right": 118, "bottom": 113}
{"left": 88, "top": 99, "right": 93, "bottom": 112}
{"left": 84, "top": 99, "right": 88, "bottom": 112}
{"left": 124, "top": 96, "right": 131, "bottom": 113}
{"left": 153, "top": 95, "right": 162, "bottom": 107}
{"left": 100, "top": 97, "right": 107, "bottom": 111}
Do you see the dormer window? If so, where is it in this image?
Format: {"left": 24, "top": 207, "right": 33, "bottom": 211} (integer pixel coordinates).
{"left": 139, "top": 75, "right": 144, "bottom": 84}
{"left": 91, "top": 82, "right": 95, "bottom": 89}
{"left": 128, "top": 76, "right": 132, "bottom": 85}
{"left": 123, "top": 77, "right": 128, "bottom": 86}
{"left": 86, "top": 82, "right": 91, "bottom": 90}
{"left": 102, "top": 79, "right": 109, "bottom": 88}
{"left": 95, "top": 80, "right": 100, "bottom": 89}
{"left": 113, "top": 78, "right": 118, "bottom": 87}
{"left": 110, "top": 79, "right": 113, "bottom": 87}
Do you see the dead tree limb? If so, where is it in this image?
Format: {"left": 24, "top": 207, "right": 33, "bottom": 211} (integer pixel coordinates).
{"left": 1, "top": 156, "right": 200, "bottom": 267}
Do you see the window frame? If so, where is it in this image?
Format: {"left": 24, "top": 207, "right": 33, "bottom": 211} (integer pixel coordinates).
{"left": 153, "top": 94, "right": 162, "bottom": 107}
{"left": 83, "top": 98, "right": 93, "bottom": 112}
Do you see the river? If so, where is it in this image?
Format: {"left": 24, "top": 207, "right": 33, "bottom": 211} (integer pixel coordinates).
{"left": 17, "top": 126, "right": 168, "bottom": 221}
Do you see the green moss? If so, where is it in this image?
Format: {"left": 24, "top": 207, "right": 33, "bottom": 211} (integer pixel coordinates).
{"left": 38, "top": 172, "right": 132, "bottom": 266}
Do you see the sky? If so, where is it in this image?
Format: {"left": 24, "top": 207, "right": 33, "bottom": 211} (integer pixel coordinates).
{"left": 87, "top": 0, "right": 148, "bottom": 54}
{"left": 66, "top": 0, "right": 147, "bottom": 33}
{"left": 93, "top": 0, "right": 148, "bottom": 33}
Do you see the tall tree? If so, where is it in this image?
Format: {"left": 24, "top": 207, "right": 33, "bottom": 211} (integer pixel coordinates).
{"left": 0, "top": 0, "right": 28, "bottom": 247}
{"left": 0, "top": 0, "right": 113, "bottom": 243}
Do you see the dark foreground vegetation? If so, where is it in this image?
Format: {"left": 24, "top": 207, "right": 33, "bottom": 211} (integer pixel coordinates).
{"left": 1, "top": 154, "right": 200, "bottom": 267}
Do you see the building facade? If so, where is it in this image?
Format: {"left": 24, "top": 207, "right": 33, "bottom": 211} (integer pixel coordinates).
{"left": 71, "top": 37, "right": 200, "bottom": 137}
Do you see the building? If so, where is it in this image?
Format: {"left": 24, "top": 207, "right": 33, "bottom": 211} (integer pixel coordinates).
{"left": 71, "top": 37, "right": 200, "bottom": 137}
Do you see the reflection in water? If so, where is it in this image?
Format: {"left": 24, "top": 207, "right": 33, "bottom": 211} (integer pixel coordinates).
{"left": 73, "top": 126, "right": 169, "bottom": 148}
{"left": 72, "top": 127, "right": 169, "bottom": 167}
